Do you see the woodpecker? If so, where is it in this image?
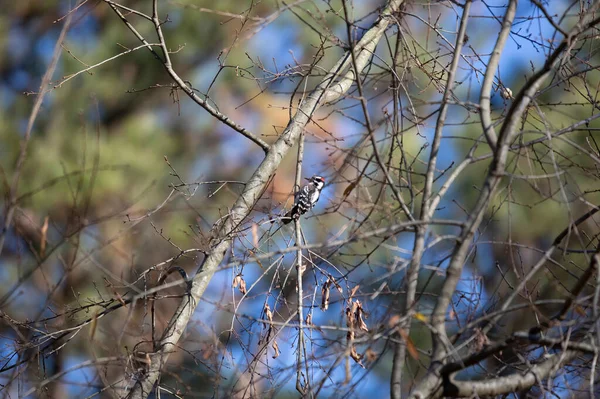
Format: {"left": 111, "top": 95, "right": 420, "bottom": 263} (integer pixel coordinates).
{"left": 281, "top": 175, "right": 325, "bottom": 224}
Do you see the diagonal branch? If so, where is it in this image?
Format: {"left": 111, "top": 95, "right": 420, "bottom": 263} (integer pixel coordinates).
{"left": 122, "top": 1, "right": 406, "bottom": 397}
{"left": 104, "top": 0, "right": 271, "bottom": 152}
{"left": 0, "top": 12, "right": 73, "bottom": 258}
{"left": 321, "top": 2, "right": 405, "bottom": 104}
{"left": 479, "top": 0, "right": 516, "bottom": 149}
{"left": 409, "top": 1, "right": 600, "bottom": 397}
{"left": 391, "top": 1, "right": 472, "bottom": 397}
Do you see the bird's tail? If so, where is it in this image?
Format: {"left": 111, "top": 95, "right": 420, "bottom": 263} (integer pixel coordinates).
{"left": 281, "top": 206, "right": 297, "bottom": 224}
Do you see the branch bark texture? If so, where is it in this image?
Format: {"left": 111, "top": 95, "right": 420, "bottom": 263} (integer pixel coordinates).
{"left": 121, "top": 1, "right": 405, "bottom": 397}
{"left": 409, "top": 1, "right": 600, "bottom": 397}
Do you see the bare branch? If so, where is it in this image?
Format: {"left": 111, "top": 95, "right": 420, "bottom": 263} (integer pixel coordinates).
{"left": 479, "top": 0, "right": 516, "bottom": 149}
{"left": 392, "top": 1, "right": 472, "bottom": 396}
{"left": 445, "top": 351, "right": 579, "bottom": 397}
{"left": 0, "top": 10, "right": 73, "bottom": 257}
{"left": 104, "top": 0, "right": 271, "bottom": 152}
{"left": 124, "top": 1, "right": 406, "bottom": 397}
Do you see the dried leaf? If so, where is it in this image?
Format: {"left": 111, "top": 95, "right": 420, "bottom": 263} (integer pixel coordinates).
{"left": 349, "top": 345, "right": 363, "bottom": 365}
{"left": 251, "top": 223, "right": 259, "bottom": 248}
{"left": 343, "top": 182, "right": 357, "bottom": 197}
{"left": 40, "top": 216, "right": 49, "bottom": 258}
{"left": 333, "top": 278, "right": 343, "bottom": 294}
{"left": 306, "top": 313, "right": 322, "bottom": 332}
{"left": 249, "top": 250, "right": 264, "bottom": 270}
{"left": 357, "top": 317, "right": 368, "bottom": 332}
{"left": 114, "top": 291, "right": 127, "bottom": 307}
{"left": 255, "top": 257, "right": 264, "bottom": 270}
{"left": 349, "top": 285, "right": 360, "bottom": 298}
{"left": 346, "top": 306, "right": 354, "bottom": 328}
{"left": 272, "top": 340, "right": 280, "bottom": 359}
{"left": 264, "top": 303, "right": 273, "bottom": 323}
{"left": 365, "top": 348, "right": 378, "bottom": 362}
{"left": 233, "top": 274, "right": 247, "bottom": 295}
{"left": 354, "top": 301, "right": 368, "bottom": 332}
{"left": 343, "top": 174, "right": 364, "bottom": 197}
{"left": 399, "top": 329, "right": 419, "bottom": 360}
{"left": 297, "top": 262, "right": 306, "bottom": 273}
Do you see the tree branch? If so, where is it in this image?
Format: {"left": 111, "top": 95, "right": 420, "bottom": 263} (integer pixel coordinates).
{"left": 409, "top": 1, "right": 600, "bottom": 397}
{"left": 0, "top": 10, "right": 73, "bottom": 258}
{"left": 122, "top": 1, "right": 406, "bottom": 397}
{"left": 479, "top": 0, "right": 516, "bottom": 149}
{"left": 104, "top": 0, "right": 271, "bottom": 153}
{"left": 444, "top": 351, "right": 579, "bottom": 397}
{"left": 391, "top": 1, "right": 472, "bottom": 396}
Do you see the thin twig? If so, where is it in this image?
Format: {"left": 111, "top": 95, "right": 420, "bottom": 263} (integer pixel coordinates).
{"left": 104, "top": 0, "right": 271, "bottom": 152}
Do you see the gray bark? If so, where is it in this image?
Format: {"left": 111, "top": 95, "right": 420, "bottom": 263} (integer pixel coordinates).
{"left": 123, "top": 1, "right": 405, "bottom": 397}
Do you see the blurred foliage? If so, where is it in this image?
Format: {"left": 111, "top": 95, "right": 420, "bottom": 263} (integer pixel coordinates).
{"left": 1, "top": 0, "right": 600, "bottom": 397}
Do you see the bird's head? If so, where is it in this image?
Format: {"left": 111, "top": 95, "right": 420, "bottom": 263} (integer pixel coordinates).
{"left": 306, "top": 175, "right": 325, "bottom": 189}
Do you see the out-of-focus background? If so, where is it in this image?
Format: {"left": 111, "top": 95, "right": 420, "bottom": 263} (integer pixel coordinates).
{"left": 1, "top": 0, "right": 600, "bottom": 397}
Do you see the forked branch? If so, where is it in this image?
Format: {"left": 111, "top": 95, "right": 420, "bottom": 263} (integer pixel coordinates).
{"left": 119, "top": 1, "right": 406, "bottom": 397}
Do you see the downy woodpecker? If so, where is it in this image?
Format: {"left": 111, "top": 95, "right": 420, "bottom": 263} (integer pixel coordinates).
{"left": 282, "top": 175, "right": 325, "bottom": 224}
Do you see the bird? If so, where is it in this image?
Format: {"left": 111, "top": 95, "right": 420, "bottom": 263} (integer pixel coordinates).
{"left": 281, "top": 175, "right": 325, "bottom": 224}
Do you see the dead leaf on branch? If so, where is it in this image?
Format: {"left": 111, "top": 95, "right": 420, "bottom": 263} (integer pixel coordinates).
{"left": 272, "top": 340, "right": 280, "bottom": 359}
{"left": 264, "top": 303, "right": 273, "bottom": 323}
{"left": 364, "top": 348, "right": 378, "bottom": 363}
{"left": 232, "top": 274, "right": 247, "bottom": 295}
{"left": 349, "top": 285, "right": 360, "bottom": 299}
{"left": 249, "top": 250, "right": 264, "bottom": 270}
{"left": 354, "top": 300, "right": 369, "bottom": 333}
{"left": 306, "top": 313, "right": 323, "bottom": 332}
{"left": 343, "top": 181, "right": 357, "bottom": 197}
{"left": 260, "top": 303, "right": 275, "bottom": 344}
{"left": 350, "top": 345, "right": 363, "bottom": 365}
{"left": 333, "top": 278, "right": 343, "bottom": 294}
{"left": 343, "top": 173, "right": 364, "bottom": 198}
{"left": 345, "top": 301, "right": 366, "bottom": 367}
{"left": 346, "top": 306, "right": 354, "bottom": 328}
